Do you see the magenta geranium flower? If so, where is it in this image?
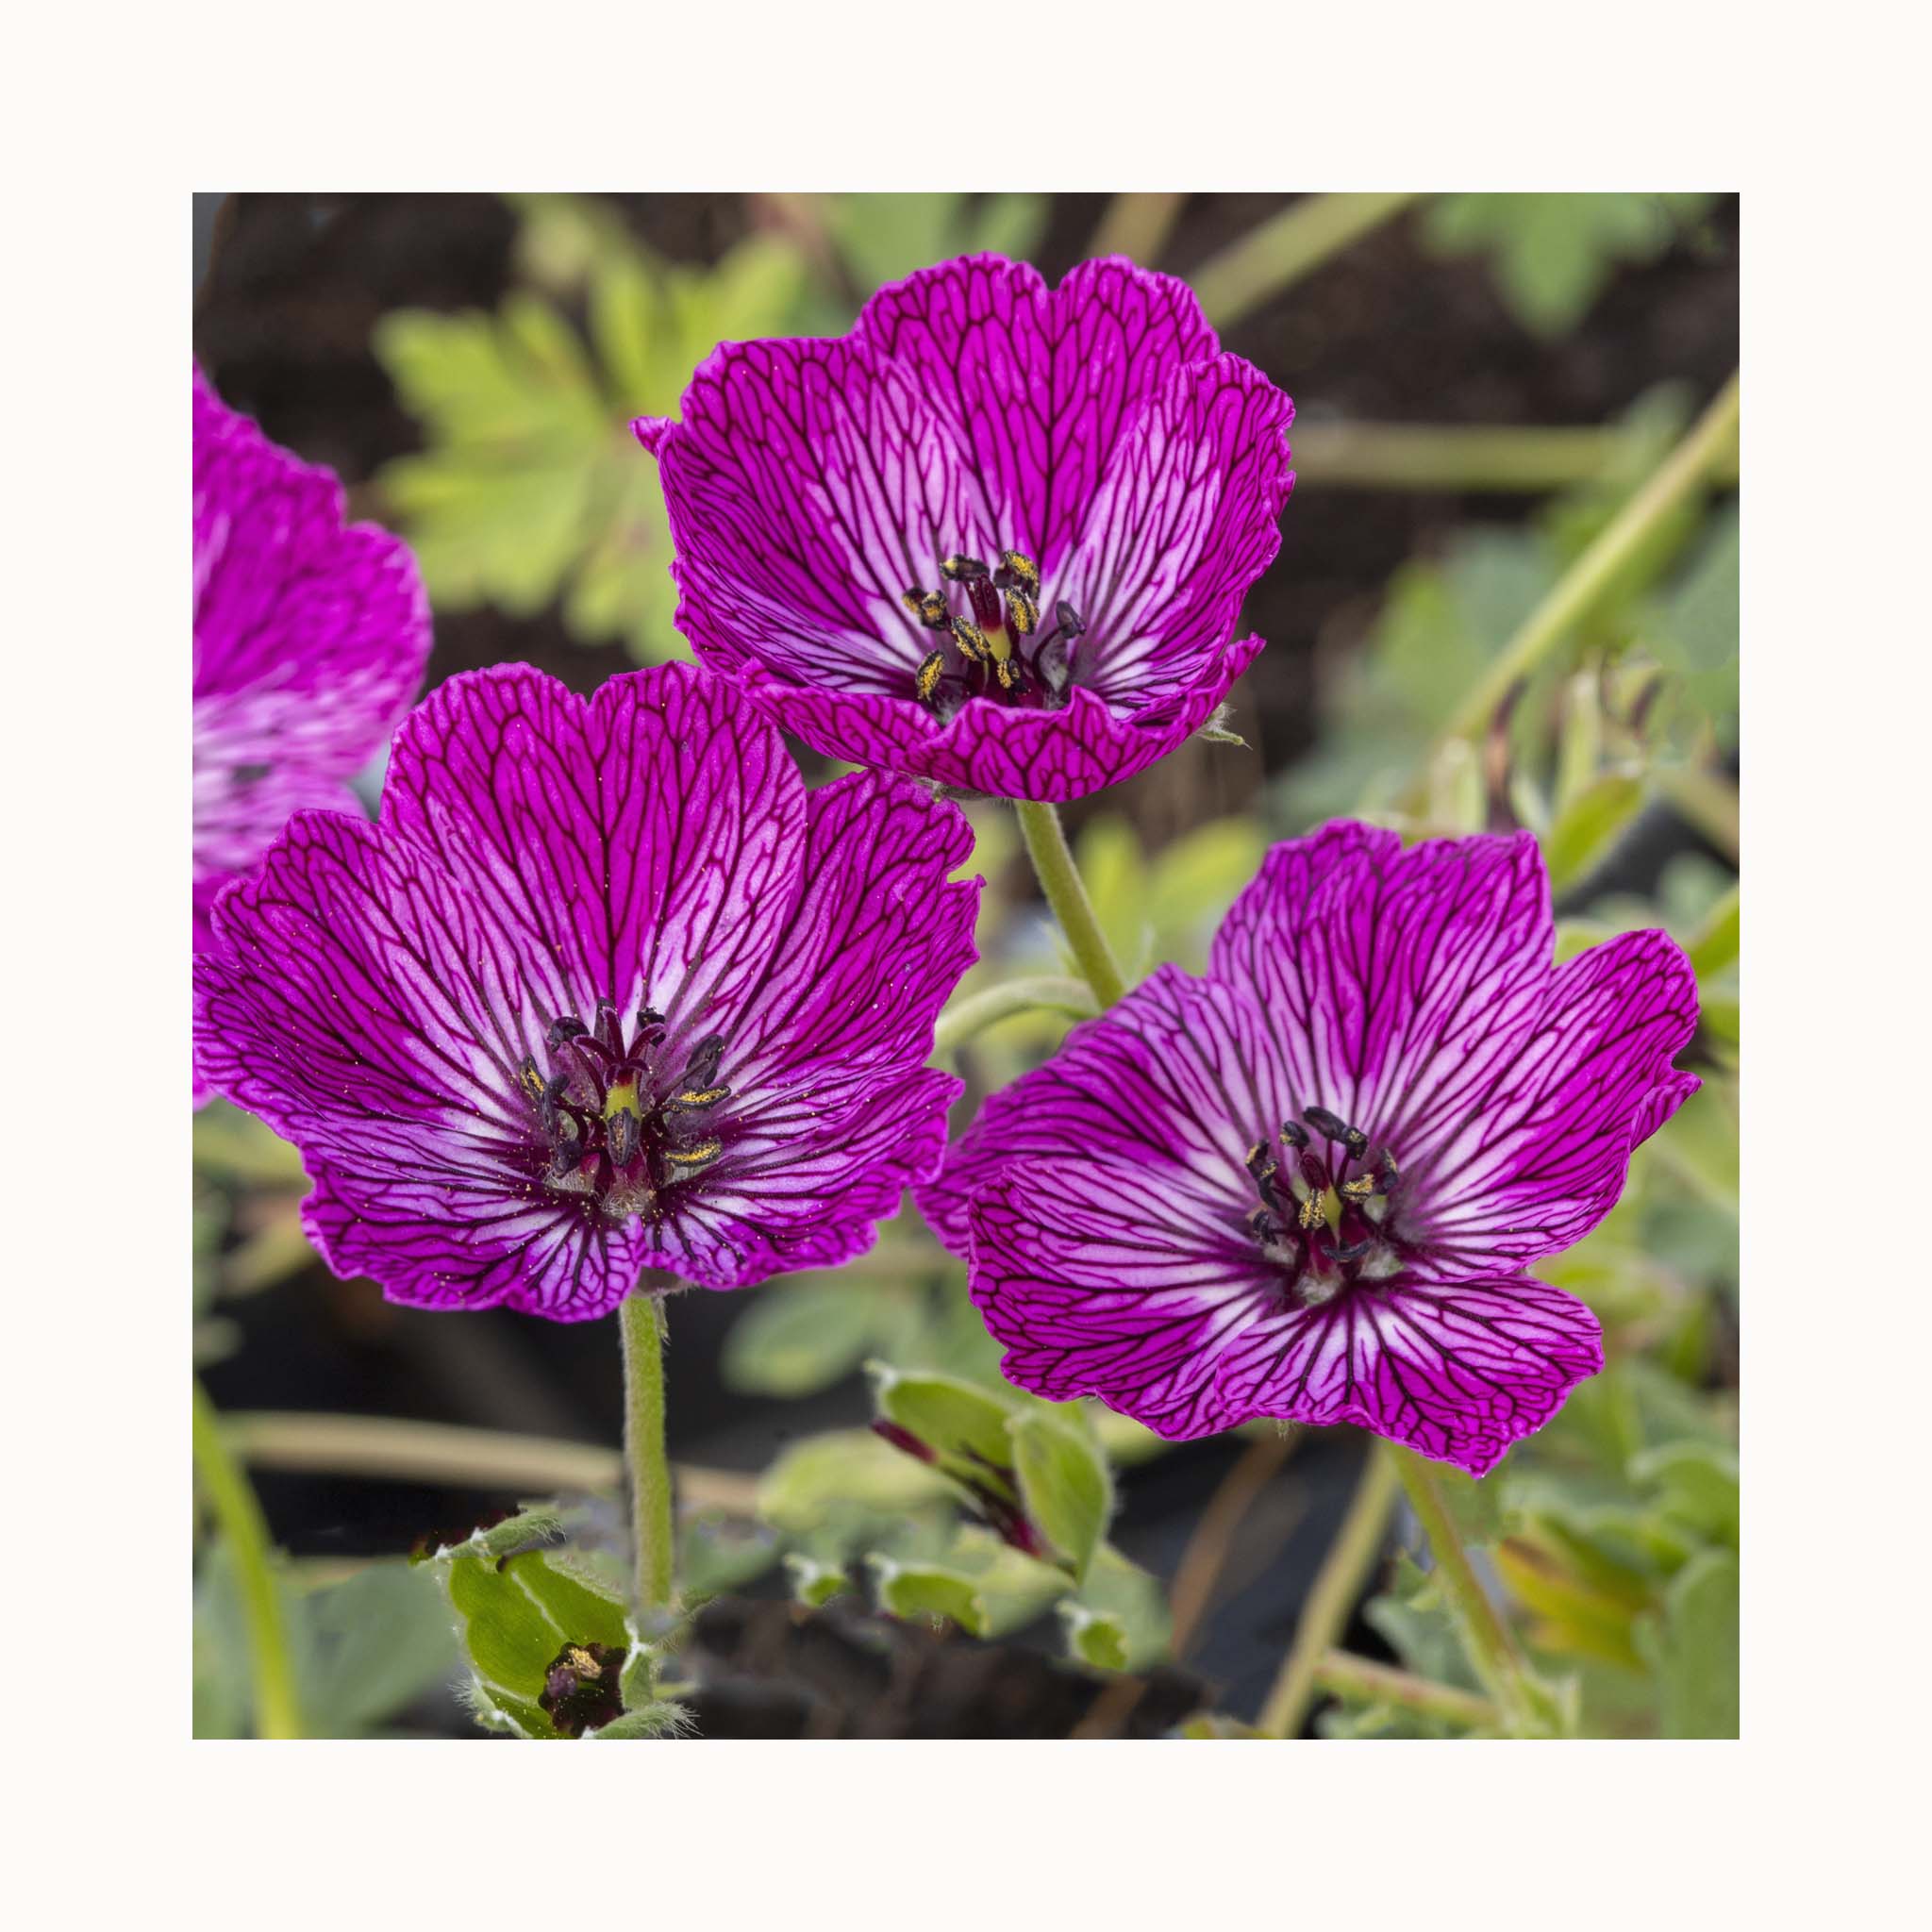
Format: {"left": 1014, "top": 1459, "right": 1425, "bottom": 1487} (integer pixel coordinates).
{"left": 193, "top": 365, "right": 429, "bottom": 952}
{"left": 919, "top": 823, "right": 1700, "bottom": 1474}
{"left": 633, "top": 255, "right": 1294, "bottom": 801}
{"left": 193, "top": 662, "right": 979, "bottom": 1320}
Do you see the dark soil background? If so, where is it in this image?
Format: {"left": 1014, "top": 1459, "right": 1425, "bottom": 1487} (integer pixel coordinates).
{"left": 192, "top": 192, "right": 1740, "bottom": 1737}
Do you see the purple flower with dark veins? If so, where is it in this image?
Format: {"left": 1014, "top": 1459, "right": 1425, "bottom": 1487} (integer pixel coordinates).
{"left": 633, "top": 255, "right": 1294, "bottom": 801}
{"left": 193, "top": 365, "right": 429, "bottom": 953}
{"left": 919, "top": 824, "right": 1700, "bottom": 1475}
{"left": 193, "top": 662, "right": 979, "bottom": 1320}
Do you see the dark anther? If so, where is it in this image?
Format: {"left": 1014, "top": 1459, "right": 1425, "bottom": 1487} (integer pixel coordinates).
{"left": 1331, "top": 1238, "right": 1373, "bottom": 1264}
{"left": 1055, "top": 599, "right": 1085, "bottom": 640}
{"left": 1297, "top": 1192, "right": 1327, "bottom": 1231}
{"left": 538, "top": 1641, "right": 626, "bottom": 1739}
{"left": 1244, "top": 1141, "right": 1278, "bottom": 1196}
{"left": 996, "top": 550, "right": 1041, "bottom": 596}
{"left": 669, "top": 1083, "right": 731, "bottom": 1110}
{"left": 992, "top": 656, "right": 1019, "bottom": 692}
{"left": 1339, "top": 1175, "right": 1375, "bottom": 1203}
{"left": 950, "top": 616, "right": 991, "bottom": 661}
{"left": 665, "top": 1137, "right": 723, "bottom": 1170}
{"left": 941, "top": 554, "right": 991, "bottom": 582}
{"left": 638, "top": 1006, "right": 664, "bottom": 1027}
{"left": 684, "top": 1034, "right": 725, "bottom": 1081}
{"left": 1005, "top": 587, "right": 1039, "bottom": 635}
{"left": 546, "top": 1140, "right": 583, "bottom": 1178}
{"left": 1345, "top": 1127, "right": 1369, "bottom": 1161}
{"left": 546, "top": 1015, "right": 589, "bottom": 1045}
{"left": 515, "top": 1056, "right": 546, "bottom": 1105}
{"left": 607, "top": 1105, "right": 641, "bottom": 1168}
{"left": 1304, "top": 1106, "right": 1366, "bottom": 1159}
{"left": 1373, "top": 1149, "right": 1400, "bottom": 1194}
{"left": 915, "top": 650, "right": 946, "bottom": 703}
{"left": 1280, "top": 1118, "right": 1309, "bottom": 1149}
{"left": 901, "top": 588, "right": 926, "bottom": 616}
{"left": 915, "top": 591, "right": 951, "bottom": 629}
{"left": 1034, "top": 634, "right": 1071, "bottom": 700}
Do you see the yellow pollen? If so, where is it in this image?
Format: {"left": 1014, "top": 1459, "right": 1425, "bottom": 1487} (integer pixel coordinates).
{"left": 1340, "top": 1175, "right": 1375, "bottom": 1203}
{"left": 676, "top": 1084, "right": 730, "bottom": 1108}
{"left": 666, "top": 1139, "right": 723, "bottom": 1167}
{"left": 566, "top": 1646, "right": 602, "bottom": 1678}
{"left": 1006, "top": 588, "right": 1038, "bottom": 635}
{"left": 993, "top": 657, "right": 1018, "bottom": 691}
{"left": 951, "top": 618, "right": 990, "bottom": 661}
{"left": 1298, "top": 1191, "right": 1326, "bottom": 1231}
{"left": 1000, "top": 549, "right": 1041, "bottom": 594}
{"left": 915, "top": 650, "right": 944, "bottom": 700}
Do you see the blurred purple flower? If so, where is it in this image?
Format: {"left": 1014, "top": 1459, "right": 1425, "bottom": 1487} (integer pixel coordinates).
{"left": 194, "top": 663, "right": 979, "bottom": 1320}
{"left": 634, "top": 255, "right": 1294, "bottom": 801}
{"left": 193, "top": 365, "right": 429, "bottom": 953}
{"left": 920, "top": 824, "right": 1700, "bottom": 1474}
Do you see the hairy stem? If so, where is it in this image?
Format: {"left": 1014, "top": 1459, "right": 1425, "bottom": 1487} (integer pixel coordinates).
{"left": 1013, "top": 800, "right": 1129, "bottom": 1009}
{"left": 1388, "top": 1444, "right": 1538, "bottom": 1734}
{"left": 1437, "top": 372, "right": 1741, "bottom": 748}
{"left": 1313, "top": 1650, "right": 1501, "bottom": 1730}
{"left": 932, "top": 974, "right": 1098, "bottom": 1055}
{"left": 1256, "top": 1441, "right": 1399, "bottom": 1737}
{"left": 619, "top": 1291, "right": 675, "bottom": 1611}
{"left": 1192, "top": 192, "right": 1421, "bottom": 328}
{"left": 192, "top": 1380, "right": 302, "bottom": 1739}
{"left": 1291, "top": 420, "right": 1741, "bottom": 494}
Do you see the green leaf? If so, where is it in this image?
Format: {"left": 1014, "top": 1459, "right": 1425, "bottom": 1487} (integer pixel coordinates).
{"left": 867, "top": 1363, "right": 1023, "bottom": 1497}
{"left": 783, "top": 1554, "right": 853, "bottom": 1608}
{"left": 296, "top": 1561, "right": 459, "bottom": 1737}
{"left": 823, "top": 192, "right": 1046, "bottom": 294}
{"left": 1631, "top": 1441, "right": 1740, "bottom": 1549}
{"left": 1007, "top": 1410, "right": 1112, "bottom": 1581}
{"left": 1543, "top": 773, "right": 1648, "bottom": 895}
{"left": 1424, "top": 193, "right": 1716, "bottom": 339}
{"left": 867, "top": 1555, "right": 991, "bottom": 1636}
{"left": 1641, "top": 1549, "right": 1740, "bottom": 1738}
{"left": 1058, "top": 1544, "right": 1172, "bottom": 1674}
{"left": 757, "top": 1428, "right": 953, "bottom": 1536}
{"left": 722, "top": 1279, "right": 892, "bottom": 1397}
{"left": 1363, "top": 1553, "right": 1481, "bottom": 1691}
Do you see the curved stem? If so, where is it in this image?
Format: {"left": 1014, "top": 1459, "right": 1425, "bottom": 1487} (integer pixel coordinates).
{"left": 1191, "top": 192, "right": 1421, "bottom": 328}
{"left": 1012, "top": 800, "right": 1129, "bottom": 1009}
{"left": 1437, "top": 372, "right": 1741, "bottom": 748}
{"left": 1314, "top": 1651, "right": 1500, "bottom": 1730}
{"left": 192, "top": 1380, "right": 302, "bottom": 1739}
{"left": 619, "top": 1291, "right": 675, "bottom": 1611}
{"left": 1256, "top": 1440, "right": 1398, "bottom": 1738}
{"left": 1090, "top": 192, "right": 1188, "bottom": 266}
{"left": 1387, "top": 1444, "right": 1538, "bottom": 1734}
{"left": 932, "top": 974, "right": 1098, "bottom": 1055}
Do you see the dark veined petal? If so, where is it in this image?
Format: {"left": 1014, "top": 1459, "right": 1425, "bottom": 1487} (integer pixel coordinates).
{"left": 855, "top": 255, "right": 1223, "bottom": 571}
{"left": 919, "top": 962, "right": 1289, "bottom": 1256}
{"left": 1406, "top": 925, "right": 1701, "bottom": 1272}
{"left": 192, "top": 367, "right": 430, "bottom": 955}
{"left": 1210, "top": 826, "right": 1557, "bottom": 1152}
{"left": 1060, "top": 353, "right": 1294, "bottom": 704}
{"left": 733, "top": 634, "right": 1264, "bottom": 802}
{"left": 969, "top": 1157, "right": 1603, "bottom": 1475}
{"left": 641, "top": 336, "right": 996, "bottom": 689}
{"left": 378, "top": 662, "right": 806, "bottom": 1050}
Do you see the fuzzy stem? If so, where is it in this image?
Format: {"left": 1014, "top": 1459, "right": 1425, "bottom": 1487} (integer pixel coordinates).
{"left": 1013, "top": 800, "right": 1129, "bottom": 1009}
{"left": 932, "top": 974, "right": 1098, "bottom": 1055}
{"left": 1388, "top": 1444, "right": 1538, "bottom": 1734}
{"left": 1313, "top": 1650, "right": 1501, "bottom": 1730}
{"left": 1256, "top": 1441, "right": 1399, "bottom": 1737}
{"left": 1437, "top": 373, "right": 1741, "bottom": 748}
{"left": 192, "top": 1380, "right": 302, "bottom": 1739}
{"left": 619, "top": 1291, "right": 675, "bottom": 1611}
{"left": 1192, "top": 192, "right": 1421, "bottom": 328}
{"left": 1291, "top": 420, "right": 1741, "bottom": 494}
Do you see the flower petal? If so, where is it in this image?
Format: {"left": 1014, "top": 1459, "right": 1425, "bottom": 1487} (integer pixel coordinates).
{"left": 644, "top": 335, "right": 994, "bottom": 688}
{"left": 735, "top": 635, "right": 1263, "bottom": 802}
{"left": 1406, "top": 926, "right": 1701, "bottom": 1271}
{"left": 378, "top": 662, "right": 806, "bottom": 1046}
{"left": 970, "top": 1155, "right": 1602, "bottom": 1474}
{"left": 192, "top": 367, "right": 430, "bottom": 942}
{"left": 1060, "top": 353, "right": 1293, "bottom": 703}
{"left": 856, "top": 255, "right": 1222, "bottom": 570}
{"left": 919, "top": 962, "right": 1288, "bottom": 1255}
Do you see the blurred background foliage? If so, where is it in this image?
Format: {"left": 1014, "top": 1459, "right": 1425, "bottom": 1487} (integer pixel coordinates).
{"left": 192, "top": 191, "right": 1738, "bottom": 1740}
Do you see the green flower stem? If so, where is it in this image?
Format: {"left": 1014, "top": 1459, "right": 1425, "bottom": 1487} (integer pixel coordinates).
{"left": 192, "top": 1380, "right": 303, "bottom": 1740}
{"left": 1437, "top": 371, "right": 1741, "bottom": 748}
{"left": 1388, "top": 1443, "right": 1539, "bottom": 1734}
{"left": 1192, "top": 192, "right": 1422, "bottom": 328}
{"left": 932, "top": 974, "right": 1098, "bottom": 1055}
{"left": 1013, "top": 800, "right": 1129, "bottom": 1009}
{"left": 1292, "top": 420, "right": 1741, "bottom": 495}
{"left": 619, "top": 1291, "right": 675, "bottom": 1611}
{"left": 1256, "top": 1441, "right": 1399, "bottom": 1738}
{"left": 1313, "top": 1650, "right": 1501, "bottom": 1730}
{"left": 1089, "top": 192, "right": 1188, "bottom": 266}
